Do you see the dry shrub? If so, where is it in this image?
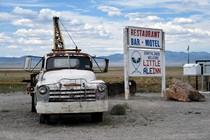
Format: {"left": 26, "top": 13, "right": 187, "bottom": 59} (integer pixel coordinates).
{"left": 110, "top": 103, "right": 129, "bottom": 115}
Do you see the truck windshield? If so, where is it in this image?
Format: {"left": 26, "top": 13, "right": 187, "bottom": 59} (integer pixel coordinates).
{"left": 46, "top": 56, "right": 92, "bottom": 70}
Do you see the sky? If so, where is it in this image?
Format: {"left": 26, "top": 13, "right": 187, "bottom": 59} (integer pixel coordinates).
{"left": 0, "top": 0, "right": 210, "bottom": 57}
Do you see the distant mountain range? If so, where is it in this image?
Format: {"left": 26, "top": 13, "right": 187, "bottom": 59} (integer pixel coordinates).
{"left": 1, "top": 51, "right": 210, "bottom": 68}
{"left": 0, "top": 56, "right": 26, "bottom": 68}
{"left": 103, "top": 51, "right": 210, "bottom": 66}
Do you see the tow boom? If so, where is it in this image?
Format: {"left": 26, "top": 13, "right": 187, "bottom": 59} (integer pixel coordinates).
{"left": 52, "top": 16, "right": 81, "bottom": 52}
{"left": 53, "top": 16, "right": 65, "bottom": 51}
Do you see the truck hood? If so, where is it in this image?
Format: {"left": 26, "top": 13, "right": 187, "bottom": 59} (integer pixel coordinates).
{"left": 40, "top": 69, "right": 96, "bottom": 85}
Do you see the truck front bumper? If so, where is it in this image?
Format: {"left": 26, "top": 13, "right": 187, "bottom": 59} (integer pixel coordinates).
{"left": 36, "top": 100, "right": 108, "bottom": 114}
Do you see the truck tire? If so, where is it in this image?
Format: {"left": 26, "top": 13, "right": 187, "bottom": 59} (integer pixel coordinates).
{"left": 91, "top": 112, "right": 103, "bottom": 123}
{"left": 40, "top": 114, "right": 50, "bottom": 124}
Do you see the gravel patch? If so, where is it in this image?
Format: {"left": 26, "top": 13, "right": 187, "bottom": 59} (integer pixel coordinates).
{"left": 1, "top": 92, "right": 210, "bottom": 140}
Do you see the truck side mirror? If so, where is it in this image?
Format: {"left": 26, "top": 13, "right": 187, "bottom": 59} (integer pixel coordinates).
{"left": 23, "top": 56, "right": 43, "bottom": 72}
{"left": 24, "top": 56, "right": 32, "bottom": 71}
{"left": 92, "top": 57, "right": 109, "bottom": 73}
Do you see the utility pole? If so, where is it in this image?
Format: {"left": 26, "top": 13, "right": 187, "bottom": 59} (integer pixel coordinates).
{"left": 187, "top": 45, "right": 190, "bottom": 63}
{"left": 187, "top": 45, "right": 190, "bottom": 83}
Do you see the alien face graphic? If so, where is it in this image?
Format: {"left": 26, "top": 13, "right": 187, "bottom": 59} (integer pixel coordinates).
{"left": 131, "top": 50, "right": 141, "bottom": 74}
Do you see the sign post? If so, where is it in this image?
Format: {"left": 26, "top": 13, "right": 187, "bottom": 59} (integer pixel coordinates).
{"left": 161, "top": 32, "right": 166, "bottom": 97}
{"left": 123, "top": 28, "right": 130, "bottom": 100}
{"left": 123, "top": 26, "right": 165, "bottom": 99}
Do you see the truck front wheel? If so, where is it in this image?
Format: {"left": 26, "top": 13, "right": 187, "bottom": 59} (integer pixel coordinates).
{"left": 40, "top": 114, "right": 50, "bottom": 124}
{"left": 91, "top": 112, "right": 103, "bottom": 123}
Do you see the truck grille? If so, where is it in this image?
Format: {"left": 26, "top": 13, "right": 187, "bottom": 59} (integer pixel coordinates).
{"left": 47, "top": 79, "right": 97, "bottom": 102}
{"left": 49, "top": 89, "right": 96, "bottom": 102}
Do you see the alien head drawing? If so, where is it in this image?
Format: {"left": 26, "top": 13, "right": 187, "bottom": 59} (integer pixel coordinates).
{"left": 131, "top": 50, "right": 141, "bottom": 74}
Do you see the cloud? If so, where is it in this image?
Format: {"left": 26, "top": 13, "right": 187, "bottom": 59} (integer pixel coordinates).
{"left": 125, "top": 13, "right": 163, "bottom": 22}
{"left": 173, "top": 18, "right": 194, "bottom": 24}
{"left": 97, "top": 6, "right": 122, "bottom": 16}
{"left": 107, "top": 0, "right": 173, "bottom": 9}
{"left": 188, "top": 28, "right": 210, "bottom": 37}
{"left": 152, "top": 22, "right": 207, "bottom": 39}
{"left": 147, "top": 16, "right": 163, "bottom": 21}
{"left": 14, "top": 29, "right": 52, "bottom": 37}
{"left": 0, "top": 33, "right": 11, "bottom": 41}
{"left": 79, "top": 23, "right": 111, "bottom": 38}
{"left": 38, "top": 8, "right": 61, "bottom": 21}
{"left": 69, "top": 19, "right": 82, "bottom": 25}
{"left": 12, "top": 18, "right": 35, "bottom": 27}
{"left": 17, "top": 37, "right": 47, "bottom": 45}
{"left": 1, "top": 6, "right": 120, "bottom": 57}
{"left": 13, "top": 6, "right": 37, "bottom": 18}
{"left": 10, "top": 7, "right": 60, "bottom": 28}
{"left": 190, "top": 38, "right": 199, "bottom": 43}
{"left": 0, "top": 12, "right": 16, "bottom": 23}
{"left": 22, "top": 47, "right": 35, "bottom": 52}
{"left": 7, "top": 45, "right": 19, "bottom": 49}
{"left": 1, "top": 0, "right": 210, "bottom": 57}
{"left": 1, "top": 1, "right": 53, "bottom": 8}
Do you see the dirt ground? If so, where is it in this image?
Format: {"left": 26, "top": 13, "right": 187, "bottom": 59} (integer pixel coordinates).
{"left": 0, "top": 92, "right": 210, "bottom": 140}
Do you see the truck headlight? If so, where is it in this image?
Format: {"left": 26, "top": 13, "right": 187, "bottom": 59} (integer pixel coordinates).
{"left": 96, "top": 83, "right": 107, "bottom": 100}
{"left": 97, "top": 83, "right": 106, "bottom": 92}
{"left": 38, "top": 85, "right": 49, "bottom": 95}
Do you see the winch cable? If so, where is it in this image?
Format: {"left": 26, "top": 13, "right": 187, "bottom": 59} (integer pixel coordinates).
{"left": 59, "top": 19, "right": 75, "bottom": 77}
{"left": 59, "top": 19, "right": 78, "bottom": 49}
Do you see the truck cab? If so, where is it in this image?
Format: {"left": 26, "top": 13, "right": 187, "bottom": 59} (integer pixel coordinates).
{"left": 24, "top": 50, "right": 109, "bottom": 124}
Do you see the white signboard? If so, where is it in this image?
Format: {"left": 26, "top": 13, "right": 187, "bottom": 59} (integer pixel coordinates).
{"left": 123, "top": 26, "right": 165, "bottom": 99}
{"left": 128, "top": 26, "right": 163, "bottom": 49}
{"left": 129, "top": 49, "right": 162, "bottom": 77}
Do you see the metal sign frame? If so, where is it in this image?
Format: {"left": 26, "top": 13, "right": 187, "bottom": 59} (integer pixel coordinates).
{"left": 124, "top": 26, "right": 166, "bottom": 99}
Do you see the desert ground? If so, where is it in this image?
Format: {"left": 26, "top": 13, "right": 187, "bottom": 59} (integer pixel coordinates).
{"left": 1, "top": 92, "right": 210, "bottom": 140}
